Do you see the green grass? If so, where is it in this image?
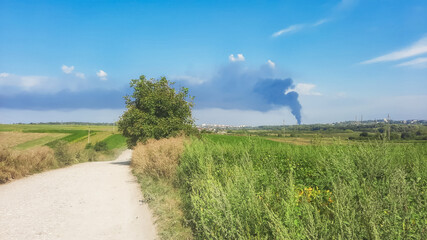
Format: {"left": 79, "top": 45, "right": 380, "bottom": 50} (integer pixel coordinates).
{"left": 178, "top": 135, "right": 427, "bottom": 239}
{"left": 22, "top": 129, "right": 94, "bottom": 145}
{"left": 101, "top": 134, "right": 127, "bottom": 150}
{"left": 0, "top": 124, "right": 118, "bottom": 149}
{"left": 14, "top": 134, "right": 69, "bottom": 150}
{"left": 134, "top": 174, "right": 193, "bottom": 240}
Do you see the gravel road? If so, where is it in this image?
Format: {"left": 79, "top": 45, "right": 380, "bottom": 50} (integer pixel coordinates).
{"left": 0, "top": 149, "right": 157, "bottom": 240}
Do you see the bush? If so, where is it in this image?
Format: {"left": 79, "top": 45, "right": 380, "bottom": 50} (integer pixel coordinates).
{"left": 94, "top": 141, "right": 108, "bottom": 152}
{"left": 85, "top": 143, "right": 93, "bottom": 149}
{"left": 53, "top": 140, "right": 74, "bottom": 165}
{"left": 360, "top": 132, "right": 369, "bottom": 137}
{"left": 401, "top": 132, "right": 415, "bottom": 139}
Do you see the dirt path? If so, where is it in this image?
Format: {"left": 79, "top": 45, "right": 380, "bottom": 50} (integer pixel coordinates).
{"left": 0, "top": 149, "right": 157, "bottom": 240}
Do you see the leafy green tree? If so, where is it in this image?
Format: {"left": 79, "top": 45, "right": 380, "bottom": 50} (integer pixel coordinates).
{"left": 118, "top": 75, "right": 195, "bottom": 147}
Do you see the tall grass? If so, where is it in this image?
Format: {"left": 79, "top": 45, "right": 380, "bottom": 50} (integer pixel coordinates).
{"left": 133, "top": 137, "right": 185, "bottom": 180}
{"left": 0, "top": 140, "right": 108, "bottom": 183}
{"left": 132, "top": 137, "right": 193, "bottom": 239}
{"left": 178, "top": 135, "right": 427, "bottom": 239}
{"left": 0, "top": 146, "right": 56, "bottom": 183}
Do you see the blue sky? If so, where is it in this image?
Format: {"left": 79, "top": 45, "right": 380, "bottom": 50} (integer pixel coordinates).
{"left": 1, "top": 0, "right": 426, "bottom": 125}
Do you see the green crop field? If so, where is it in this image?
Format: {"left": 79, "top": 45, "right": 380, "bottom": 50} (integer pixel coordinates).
{"left": 101, "top": 134, "right": 127, "bottom": 150}
{"left": 177, "top": 134, "right": 427, "bottom": 239}
{"left": 0, "top": 124, "right": 123, "bottom": 150}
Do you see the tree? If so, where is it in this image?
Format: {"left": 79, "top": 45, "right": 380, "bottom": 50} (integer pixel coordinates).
{"left": 118, "top": 75, "right": 195, "bottom": 147}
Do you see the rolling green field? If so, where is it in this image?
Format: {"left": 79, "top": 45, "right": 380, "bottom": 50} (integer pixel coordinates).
{"left": 177, "top": 134, "right": 427, "bottom": 239}
{"left": 0, "top": 124, "right": 127, "bottom": 183}
{"left": 0, "top": 124, "right": 123, "bottom": 150}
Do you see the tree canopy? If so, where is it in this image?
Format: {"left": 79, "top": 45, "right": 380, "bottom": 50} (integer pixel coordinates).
{"left": 118, "top": 75, "right": 195, "bottom": 147}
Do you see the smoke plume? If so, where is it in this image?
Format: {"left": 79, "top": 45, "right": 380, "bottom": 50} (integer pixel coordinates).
{"left": 175, "top": 62, "right": 303, "bottom": 124}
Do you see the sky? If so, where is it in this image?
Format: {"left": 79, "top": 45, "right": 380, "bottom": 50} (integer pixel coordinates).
{"left": 1, "top": 0, "right": 426, "bottom": 125}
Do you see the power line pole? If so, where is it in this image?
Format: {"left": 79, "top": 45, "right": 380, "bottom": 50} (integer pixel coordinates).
{"left": 88, "top": 127, "right": 91, "bottom": 143}
{"left": 387, "top": 114, "right": 391, "bottom": 141}
{"left": 283, "top": 119, "right": 285, "bottom": 137}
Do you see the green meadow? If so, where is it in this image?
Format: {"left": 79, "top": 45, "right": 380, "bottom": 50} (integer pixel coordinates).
{"left": 0, "top": 124, "right": 123, "bottom": 150}
{"left": 176, "top": 134, "right": 427, "bottom": 239}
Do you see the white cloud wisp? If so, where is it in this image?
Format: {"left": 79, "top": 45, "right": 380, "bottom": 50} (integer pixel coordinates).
{"left": 285, "top": 83, "right": 322, "bottom": 96}
{"left": 396, "top": 57, "right": 427, "bottom": 68}
{"left": 361, "top": 36, "right": 427, "bottom": 64}
{"left": 272, "top": 25, "right": 304, "bottom": 37}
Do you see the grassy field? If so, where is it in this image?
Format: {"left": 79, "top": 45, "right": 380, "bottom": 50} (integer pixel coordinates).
{"left": 176, "top": 135, "right": 427, "bottom": 239}
{"left": 0, "top": 132, "right": 54, "bottom": 148}
{"left": 0, "top": 124, "right": 127, "bottom": 183}
{"left": 0, "top": 124, "right": 119, "bottom": 149}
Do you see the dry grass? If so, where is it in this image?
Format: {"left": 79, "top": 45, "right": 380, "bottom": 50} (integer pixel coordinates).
{"left": 0, "top": 132, "right": 49, "bottom": 148}
{"left": 132, "top": 137, "right": 185, "bottom": 180}
{"left": 0, "top": 146, "right": 56, "bottom": 183}
{"left": 132, "top": 136, "right": 192, "bottom": 239}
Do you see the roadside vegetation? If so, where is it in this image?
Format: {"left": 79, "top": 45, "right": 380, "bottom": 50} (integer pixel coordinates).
{"left": 132, "top": 137, "right": 192, "bottom": 239}
{"left": 0, "top": 124, "right": 127, "bottom": 183}
{"left": 177, "top": 135, "right": 426, "bottom": 239}
{"left": 129, "top": 133, "right": 426, "bottom": 239}
{"left": 119, "top": 76, "right": 196, "bottom": 239}
{"left": 109, "top": 75, "right": 427, "bottom": 239}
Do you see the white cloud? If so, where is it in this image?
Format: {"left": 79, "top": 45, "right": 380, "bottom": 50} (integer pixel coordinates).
{"left": 75, "top": 72, "right": 85, "bottom": 79}
{"left": 61, "top": 65, "right": 75, "bottom": 74}
{"left": 396, "top": 57, "right": 427, "bottom": 68}
{"left": 0, "top": 73, "right": 49, "bottom": 91}
{"left": 229, "top": 54, "right": 245, "bottom": 62}
{"left": 285, "top": 83, "right": 322, "bottom": 96}
{"left": 0, "top": 72, "right": 10, "bottom": 78}
{"left": 267, "top": 60, "right": 276, "bottom": 68}
{"left": 96, "top": 70, "right": 108, "bottom": 80}
{"left": 272, "top": 18, "right": 329, "bottom": 38}
{"left": 361, "top": 36, "right": 427, "bottom": 64}
{"left": 313, "top": 18, "right": 329, "bottom": 27}
{"left": 171, "top": 75, "right": 205, "bottom": 85}
{"left": 272, "top": 24, "right": 304, "bottom": 37}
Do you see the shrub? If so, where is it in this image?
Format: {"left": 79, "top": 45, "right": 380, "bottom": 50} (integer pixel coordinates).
{"left": 94, "top": 141, "right": 108, "bottom": 152}
{"left": 360, "top": 132, "right": 369, "bottom": 137}
{"left": 53, "top": 140, "right": 74, "bottom": 165}
{"left": 401, "top": 132, "right": 415, "bottom": 139}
